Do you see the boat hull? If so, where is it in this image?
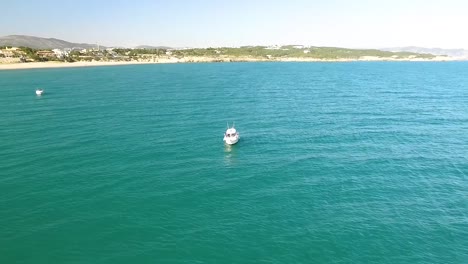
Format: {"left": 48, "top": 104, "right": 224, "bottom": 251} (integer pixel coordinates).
{"left": 224, "top": 124, "right": 239, "bottom": 145}
{"left": 224, "top": 136, "right": 239, "bottom": 145}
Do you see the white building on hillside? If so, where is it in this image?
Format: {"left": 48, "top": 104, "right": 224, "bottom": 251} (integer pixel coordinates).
{"left": 52, "top": 49, "right": 69, "bottom": 58}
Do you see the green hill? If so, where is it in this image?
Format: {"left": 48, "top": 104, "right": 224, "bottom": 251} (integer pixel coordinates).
{"left": 168, "top": 46, "right": 436, "bottom": 59}
{"left": 0, "top": 35, "right": 102, "bottom": 50}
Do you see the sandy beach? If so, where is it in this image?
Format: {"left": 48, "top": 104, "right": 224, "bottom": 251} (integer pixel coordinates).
{"left": 0, "top": 60, "right": 162, "bottom": 70}
{"left": 0, "top": 56, "right": 458, "bottom": 70}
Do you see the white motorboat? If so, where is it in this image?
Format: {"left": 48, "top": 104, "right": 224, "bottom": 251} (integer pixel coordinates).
{"left": 223, "top": 123, "right": 240, "bottom": 145}
{"left": 36, "top": 89, "right": 44, "bottom": 96}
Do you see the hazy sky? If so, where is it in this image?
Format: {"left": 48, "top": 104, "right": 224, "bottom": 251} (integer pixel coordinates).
{"left": 2, "top": 0, "right": 468, "bottom": 48}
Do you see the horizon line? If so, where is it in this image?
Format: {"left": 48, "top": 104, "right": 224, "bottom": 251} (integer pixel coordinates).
{"left": 1, "top": 34, "right": 468, "bottom": 50}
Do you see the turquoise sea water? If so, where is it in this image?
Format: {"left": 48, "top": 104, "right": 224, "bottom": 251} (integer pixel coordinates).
{"left": 1, "top": 62, "right": 467, "bottom": 263}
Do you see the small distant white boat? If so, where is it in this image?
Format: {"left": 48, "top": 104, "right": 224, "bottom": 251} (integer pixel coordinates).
{"left": 36, "top": 89, "right": 44, "bottom": 96}
{"left": 223, "top": 123, "right": 240, "bottom": 145}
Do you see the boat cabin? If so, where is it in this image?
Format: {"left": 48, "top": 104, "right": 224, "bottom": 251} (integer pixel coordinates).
{"left": 225, "top": 128, "right": 237, "bottom": 137}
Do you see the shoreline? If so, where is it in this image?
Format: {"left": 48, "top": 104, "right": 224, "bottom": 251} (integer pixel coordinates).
{"left": 0, "top": 56, "right": 462, "bottom": 70}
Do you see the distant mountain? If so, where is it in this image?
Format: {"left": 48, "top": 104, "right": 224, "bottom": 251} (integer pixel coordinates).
{"left": 134, "top": 45, "right": 172, "bottom": 50}
{"left": 382, "top": 46, "right": 468, "bottom": 58}
{"left": 3, "top": 35, "right": 461, "bottom": 59}
{"left": 0, "top": 35, "right": 103, "bottom": 50}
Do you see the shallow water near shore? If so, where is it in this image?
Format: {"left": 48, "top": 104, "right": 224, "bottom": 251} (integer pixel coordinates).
{"left": 1, "top": 62, "right": 467, "bottom": 263}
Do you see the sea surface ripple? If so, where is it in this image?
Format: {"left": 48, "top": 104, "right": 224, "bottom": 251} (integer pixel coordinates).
{"left": 0, "top": 62, "right": 467, "bottom": 263}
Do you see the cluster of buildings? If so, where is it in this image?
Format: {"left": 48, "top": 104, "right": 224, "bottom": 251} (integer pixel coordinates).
{"left": 0, "top": 46, "right": 120, "bottom": 61}
{"left": 0, "top": 46, "right": 67, "bottom": 59}
{"left": 0, "top": 47, "right": 24, "bottom": 57}
{"left": 264, "top": 45, "right": 311, "bottom": 54}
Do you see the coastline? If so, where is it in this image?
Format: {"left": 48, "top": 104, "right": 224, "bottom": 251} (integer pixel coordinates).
{"left": 0, "top": 60, "right": 159, "bottom": 70}
{"left": 0, "top": 56, "right": 460, "bottom": 70}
